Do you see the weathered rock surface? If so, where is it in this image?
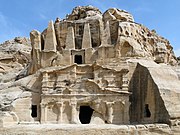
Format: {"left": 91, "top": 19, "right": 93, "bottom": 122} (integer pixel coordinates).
{"left": 129, "top": 59, "right": 180, "bottom": 125}
{"left": 66, "top": 5, "right": 102, "bottom": 21}
{"left": 103, "top": 8, "right": 134, "bottom": 22}
{"left": 0, "top": 37, "right": 31, "bottom": 84}
{"left": 0, "top": 5, "right": 180, "bottom": 135}
{"left": 0, "top": 124, "right": 178, "bottom": 135}
{"left": 0, "top": 37, "right": 32, "bottom": 127}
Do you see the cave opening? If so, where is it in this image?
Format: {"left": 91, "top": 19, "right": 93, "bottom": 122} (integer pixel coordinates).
{"left": 79, "top": 106, "right": 94, "bottom": 124}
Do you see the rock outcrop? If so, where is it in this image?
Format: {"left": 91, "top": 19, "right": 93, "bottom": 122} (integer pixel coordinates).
{"left": 0, "top": 37, "right": 31, "bottom": 83}
{"left": 0, "top": 37, "right": 32, "bottom": 126}
{"left": 66, "top": 5, "right": 102, "bottom": 21}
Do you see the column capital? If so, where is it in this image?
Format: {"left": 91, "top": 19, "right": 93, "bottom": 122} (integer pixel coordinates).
{"left": 40, "top": 103, "right": 47, "bottom": 108}
{"left": 94, "top": 99, "right": 101, "bottom": 104}
{"left": 70, "top": 97, "right": 77, "bottom": 106}
{"left": 43, "top": 72, "right": 49, "bottom": 81}
{"left": 106, "top": 102, "right": 114, "bottom": 107}
{"left": 93, "top": 99, "right": 101, "bottom": 108}
{"left": 56, "top": 101, "right": 64, "bottom": 107}
{"left": 69, "top": 100, "right": 77, "bottom": 106}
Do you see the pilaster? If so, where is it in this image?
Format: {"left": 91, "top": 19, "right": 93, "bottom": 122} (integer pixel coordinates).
{"left": 106, "top": 102, "right": 114, "bottom": 123}
{"left": 40, "top": 103, "right": 47, "bottom": 124}
{"left": 57, "top": 101, "right": 64, "bottom": 124}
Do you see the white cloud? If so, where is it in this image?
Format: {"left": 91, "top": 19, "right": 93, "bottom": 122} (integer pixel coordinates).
{"left": 174, "top": 48, "right": 180, "bottom": 57}
{"left": 39, "top": 13, "right": 48, "bottom": 20}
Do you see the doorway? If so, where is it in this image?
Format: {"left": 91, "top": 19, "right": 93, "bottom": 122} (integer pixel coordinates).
{"left": 144, "top": 104, "right": 151, "bottom": 118}
{"left": 79, "top": 106, "right": 94, "bottom": 124}
{"left": 31, "top": 105, "right": 37, "bottom": 118}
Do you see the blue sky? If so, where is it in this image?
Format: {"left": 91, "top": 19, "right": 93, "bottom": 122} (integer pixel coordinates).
{"left": 0, "top": 0, "right": 180, "bottom": 56}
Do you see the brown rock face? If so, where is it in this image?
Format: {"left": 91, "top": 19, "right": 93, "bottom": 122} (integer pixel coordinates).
{"left": 66, "top": 5, "right": 102, "bottom": 20}
{"left": 0, "top": 5, "right": 180, "bottom": 134}
{"left": 0, "top": 37, "right": 31, "bottom": 120}
{"left": 0, "top": 37, "right": 31, "bottom": 81}
{"left": 103, "top": 8, "right": 134, "bottom": 22}
{"left": 30, "top": 5, "right": 177, "bottom": 74}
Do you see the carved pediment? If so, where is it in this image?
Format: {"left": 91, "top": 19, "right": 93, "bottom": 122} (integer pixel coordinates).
{"left": 70, "top": 79, "right": 122, "bottom": 95}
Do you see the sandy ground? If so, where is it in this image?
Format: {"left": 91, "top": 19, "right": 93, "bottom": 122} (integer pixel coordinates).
{"left": 0, "top": 124, "right": 179, "bottom": 135}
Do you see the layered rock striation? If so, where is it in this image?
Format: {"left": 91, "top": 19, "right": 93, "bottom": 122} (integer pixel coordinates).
{"left": 29, "top": 6, "right": 177, "bottom": 75}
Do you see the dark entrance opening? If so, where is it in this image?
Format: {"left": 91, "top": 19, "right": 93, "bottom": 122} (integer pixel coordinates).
{"left": 79, "top": 106, "right": 94, "bottom": 124}
{"left": 31, "top": 105, "right": 37, "bottom": 118}
{"left": 144, "top": 104, "right": 151, "bottom": 117}
{"left": 74, "top": 55, "right": 83, "bottom": 64}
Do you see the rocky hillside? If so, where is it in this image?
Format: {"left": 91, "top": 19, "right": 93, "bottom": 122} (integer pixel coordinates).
{"left": 0, "top": 37, "right": 32, "bottom": 114}
{"left": 64, "top": 6, "right": 177, "bottom": 66}
{"left": 0, "top": 37, "right": 31, "bottom": 89}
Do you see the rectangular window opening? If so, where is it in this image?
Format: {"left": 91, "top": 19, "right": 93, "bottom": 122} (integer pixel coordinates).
{"left": 74, "top": 55, "right": 83, "bottom": 64}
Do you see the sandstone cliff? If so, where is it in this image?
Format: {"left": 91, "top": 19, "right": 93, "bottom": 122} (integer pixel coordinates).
{"left": 0, "top": 37, "right": 32, "bottom": 120}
